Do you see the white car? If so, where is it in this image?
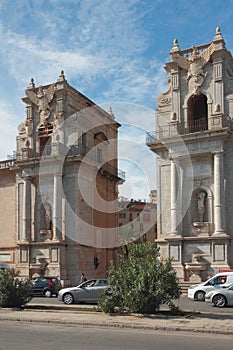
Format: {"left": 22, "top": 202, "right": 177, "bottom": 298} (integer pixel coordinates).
{"left": 205, "top": 284, "right": 233, "bottom": 307}
{"left": 188, "top": 272, "right": 233, "bottom": 301}
{"left": 58, "top": 278, "right": 109, "bottom": 304}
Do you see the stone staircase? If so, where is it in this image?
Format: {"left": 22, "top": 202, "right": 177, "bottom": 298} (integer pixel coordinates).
{"left": 179, "top": 281, "right": 195, "bottom": 295}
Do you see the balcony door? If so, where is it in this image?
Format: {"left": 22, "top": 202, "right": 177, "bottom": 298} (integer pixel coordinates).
{"left": 188, "top": 94, "right": 208, "bottom": 133}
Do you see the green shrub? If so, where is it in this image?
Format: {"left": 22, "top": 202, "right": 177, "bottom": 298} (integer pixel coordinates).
{"left": 0, "top": 268, "right": 33, "bottom": 308}
{"left": 98, "top": 242, "right": 181, "bottom": 314}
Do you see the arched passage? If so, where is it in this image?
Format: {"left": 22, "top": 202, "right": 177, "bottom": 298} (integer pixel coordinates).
{"left": 188, "top": 94, "right": 208, "bottom": 132}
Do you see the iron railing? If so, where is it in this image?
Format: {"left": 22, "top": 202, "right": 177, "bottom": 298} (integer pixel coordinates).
{"left": 146, "top": 114, "right": 233, "bottom": 144}
{"left": 181, "top": 118, "right": 208, "bottom": 134}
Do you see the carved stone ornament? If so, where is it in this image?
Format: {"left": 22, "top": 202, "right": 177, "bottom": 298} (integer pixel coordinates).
{"left": 171, "top": 44, "right": 214, "bottom": 94}
{"left": 17, "top": 119, "right": 33, "bottom": 137}
{"left": 156, "top": 80, "right": 171, "bottom": 106}
{"left": 187, "top": 48, "right": 208, "bottom": 93}
{"left": 24, "top": 119, "right": 33, "bottom": 136}
{"left": 54, "top": 112, "right": 63, "bottom": 130}
{"left": 26, "top": 84, "right": 55, "bottom": 125}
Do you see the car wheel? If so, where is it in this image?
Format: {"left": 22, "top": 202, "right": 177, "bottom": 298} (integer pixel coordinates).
{"left": 44, "top": 289, "right": 52, "bottom": 298}
{"left": 194, "top": 291, "right": 205, "bottom": 301}
{"left": 212, "top": 294, "right": 227, "bottom": 308}
{"left": 63, "top": 293, "right": 74, "bottom": 305}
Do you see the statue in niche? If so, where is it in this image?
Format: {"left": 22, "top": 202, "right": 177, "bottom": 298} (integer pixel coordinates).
{"left": 197, "top": 191, "right": 206, "bottom": 222}
{"left": 44, "top": 203, "right": 52, "bottom": 230}
{"left": 40, "top": 203, "right": 52, "bottom": 231}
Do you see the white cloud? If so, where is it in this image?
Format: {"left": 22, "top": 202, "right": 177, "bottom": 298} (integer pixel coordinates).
{"left": 0, "top": 1, "right": 163, "bottom": 204}
{"left": 0, "top": 101, "right": 18, "bottom": 159}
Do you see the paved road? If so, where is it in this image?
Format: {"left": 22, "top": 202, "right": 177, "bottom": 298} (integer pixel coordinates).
{"left": 1, "top": 321, "right": 233, "bottom": 350}
{"left": 29, "top": 295, "right": 233, "bottom": 314}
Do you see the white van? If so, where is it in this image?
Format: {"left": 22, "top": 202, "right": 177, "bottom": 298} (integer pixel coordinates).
{"left": 188, "top": 272, "right": 233, "bottom": 301}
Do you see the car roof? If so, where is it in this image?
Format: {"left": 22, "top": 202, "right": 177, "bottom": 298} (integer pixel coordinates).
{"left": 32, "top": 276, "right": 59, "bottom": 278}
{"left": 214, "top": 272, "right": 233, "bottom": 276}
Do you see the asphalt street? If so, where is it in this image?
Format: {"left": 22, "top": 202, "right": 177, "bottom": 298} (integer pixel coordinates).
{"left": 28, "top": 295, "right": 233, "bottom": 315}
{"left": 1, "top": 321, "right": 233, "bottom": 350}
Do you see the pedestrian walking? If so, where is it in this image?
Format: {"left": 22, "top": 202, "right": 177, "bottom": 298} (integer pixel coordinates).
{"left": 79, "top": 272, "right": 87, "bottom": 283}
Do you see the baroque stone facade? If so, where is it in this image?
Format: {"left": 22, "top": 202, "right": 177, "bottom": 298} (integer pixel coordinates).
{"left": 0, "top": 72, "right": 124, "bottom": 286}
{"left": 147, "top": 28, "right": 233, "bottom": 282}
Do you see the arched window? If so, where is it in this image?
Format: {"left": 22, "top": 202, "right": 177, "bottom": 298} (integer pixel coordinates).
{"left": 188, "top": 94, "right": 208, "bottom": 132}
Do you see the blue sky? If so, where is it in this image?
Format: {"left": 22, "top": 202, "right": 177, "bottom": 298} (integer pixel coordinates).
{"left": 0, "top": 0, "right": 233, "bottom": 199}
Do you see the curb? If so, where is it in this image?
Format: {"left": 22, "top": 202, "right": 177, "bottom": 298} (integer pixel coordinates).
{"left": 1, "top": 305, "right": 233, "bottom": 336}
{"left": 1, "top": 314, "right": 233, "bottom": 336}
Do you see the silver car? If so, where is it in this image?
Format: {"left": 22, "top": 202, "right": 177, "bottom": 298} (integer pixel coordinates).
{"left": 58, "top": 279, "right": 109, "bottom": 304}
{"left": 205, "top": 283, "right": 233, "bottom": 307}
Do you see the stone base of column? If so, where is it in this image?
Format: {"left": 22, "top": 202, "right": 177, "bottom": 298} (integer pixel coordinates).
{"left": 168, "top": 231, "right": 180, "bottom": 238}
{"left": 212, "top": 231, "right": 229, "bottom": 237}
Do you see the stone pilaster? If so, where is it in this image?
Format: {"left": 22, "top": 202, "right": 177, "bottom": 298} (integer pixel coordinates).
{"left": 213, "top": 151, "right": 226, "bottom": 235}
{"left": 170, "top": 157, "right": 180, "bottom": 236}
{"left": 22, "top": 176, "right": 31, "bottom": 241}
{"left": 53, "top": 173, "right": 63, "bottom": 241}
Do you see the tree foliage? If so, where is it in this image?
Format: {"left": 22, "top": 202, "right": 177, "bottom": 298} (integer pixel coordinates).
{"left": 0, "top": 268, "right": 33, "bottom": 308}
{"left": 98, "top": 242, "right": 181, "bottom": 314}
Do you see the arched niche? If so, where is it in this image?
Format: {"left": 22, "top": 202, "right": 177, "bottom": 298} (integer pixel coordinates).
{"left": 39, "top": 202, "right": 53, "bottom": 240}
{"left": 191, "top": 188, "right": 210, "bottom": 223}
{"left": 190, "top": 187, "right": 214, "bottom": 236}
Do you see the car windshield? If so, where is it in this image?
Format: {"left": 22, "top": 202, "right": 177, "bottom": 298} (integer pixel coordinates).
{"left": 77, "top": 279, "right": 108, "bottom": 288}
{"left": 78, "top": 280, "right": 96, "bottom": 288}
{"left": 206, "top": 276, "right": 227, "bottom": 286}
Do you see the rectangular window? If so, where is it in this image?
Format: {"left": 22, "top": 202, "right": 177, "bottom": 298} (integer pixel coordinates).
{"left": 143, "top": 213, "right": 150, "bottom": 222}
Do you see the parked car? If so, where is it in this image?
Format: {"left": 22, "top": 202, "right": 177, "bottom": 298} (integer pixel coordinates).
{"left": 188, "top": 272, "right": 233, "bottom": 301}
{"left": 31, "top": 277, "right": 62, "bottom": 298}
{"left": 58, "top": 278, "right": 109, "bottom": 304}
{"left": 205, "top": 284, "right": 233, "bottom": 307}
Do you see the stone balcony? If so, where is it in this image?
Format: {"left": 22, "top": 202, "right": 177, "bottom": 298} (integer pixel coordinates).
{"left": 0, "top": 159, "right": 16, "bottom": 170}
{"left": 1, "top": 143, "right": 125, "bottom": 183}
{"left": 146, "top": 113, "right": 233, "bottom": 145}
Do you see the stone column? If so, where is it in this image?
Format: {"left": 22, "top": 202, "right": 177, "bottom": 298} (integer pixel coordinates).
{"left": 170, "top": 157, "right": 179, "bottom": 235}
{"left": 22, "top": 176, "right": 31, "bottom": 241}
{"left": 213, "top": 151, "right": 225, "bottom": 235}
{"left": 53, "top": 173, "right": 63, "bottom": 240}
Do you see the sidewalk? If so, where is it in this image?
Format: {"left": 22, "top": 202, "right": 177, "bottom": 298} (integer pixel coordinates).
{"left": 0, "top": 303, "right": 233, "bottom": 335}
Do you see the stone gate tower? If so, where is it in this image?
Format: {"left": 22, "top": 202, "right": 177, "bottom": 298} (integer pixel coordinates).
{"left": 0, "top": 71, "right": 124, "bottom": 285}
{"left": 147, "top": 28, "right": 233, "bottom": 282}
